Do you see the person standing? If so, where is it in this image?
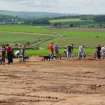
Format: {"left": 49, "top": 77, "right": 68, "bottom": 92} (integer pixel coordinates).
{"left": 66, "top": 45, "right": 73, "bottom": 59}
{"left": 48, "top": 42, "right": 54, "bottom": 58}
{"left": 54, "top": 44, "right": 59, "bottom": 56}
{"left": 18, "top": 45, "right": 23, "bottom": 62}
{"left": 78, "top": 45, "right": 86, "bottom": 59}
{"left": 6, "top": 44, "right": 13, "bottom": 64}
{"left": 96, "top": 45, "right": 101, "bottom": 59}
{"left": 19, "top": 45, "right": 26, "bottom": 62}
{"left": 101, "top": 46, "right": 105, "bottom": 59}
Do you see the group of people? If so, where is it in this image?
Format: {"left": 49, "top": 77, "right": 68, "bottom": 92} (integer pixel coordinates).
{"left": 48, "top": 42, "right": 84, "bottom": 60}
{"left": 0, "top": 44, "right": 13, "bottom": 64}
{"left": 0, "top": 44, "right": 26, "bottom": 65}
{"left": 77, "top": 45, "right": 105, "bottom": 60}
{"left": 0, "top": 43, "right": 104, "bottom": 65}
{"left": 64, "top": 44, "right": 86, "bottom": 59}
{"left": 48, "top": 42, "right": 105, "bottom": 60}
{"left": 48, "top": 42, "right": 60, "bottom": 58}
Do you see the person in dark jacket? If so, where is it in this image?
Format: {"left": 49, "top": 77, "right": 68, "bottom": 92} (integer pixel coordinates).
{"left": 54, "top": 44, "right": 59, "bottom": 56}
{"left": 66, "top": 45, "right": 73, "bottom": 59}
{"left": 96, "top": 45, "right": 101, "bottom": 59}
{"left": 6, "top": 44, "right": 13, "bottom": 64}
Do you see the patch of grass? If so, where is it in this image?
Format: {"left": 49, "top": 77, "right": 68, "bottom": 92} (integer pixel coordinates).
{"left": 25, "top": 49, "right": 48, "bottom": 56}
{"left": 0, "top": 25, "right": 105, "bottom": 49}
{"left": 49, "top": 18, "right": 83, "bottom": 23}
{"left": 0, "top": 25, "right": 56, "bottom": 34}
{"left": 24, "top": 48, "right": 95, "bottom": 56}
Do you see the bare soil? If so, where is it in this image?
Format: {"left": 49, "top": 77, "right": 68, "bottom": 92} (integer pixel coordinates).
{"left": 0, "top": 59, "right": 105, "bottom": 105}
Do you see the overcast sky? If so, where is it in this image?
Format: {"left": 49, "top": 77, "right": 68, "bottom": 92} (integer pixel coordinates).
{"left": 0, "top": 0, "right": 105, "bottom": 14}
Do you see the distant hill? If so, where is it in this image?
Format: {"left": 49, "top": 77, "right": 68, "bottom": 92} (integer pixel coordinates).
{"left": 0, "top": 10, "right": 67, "bottom": 19}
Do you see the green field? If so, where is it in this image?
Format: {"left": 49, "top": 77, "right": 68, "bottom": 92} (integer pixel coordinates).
{"left": 25, "top": 48, "right": 95, "bottom": 56}
{"left": 0, "top": 25, "right": 105, "bottom": 56}
{"left": 49, "top": 18, "right": 94, "bottom": 26}
{"left": 50, "top": 18, "right": 83, "bottom": 23}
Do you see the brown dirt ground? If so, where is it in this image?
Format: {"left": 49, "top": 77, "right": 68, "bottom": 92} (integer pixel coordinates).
{"left": 0, "top": 58, "right": 105, "bottom": 105}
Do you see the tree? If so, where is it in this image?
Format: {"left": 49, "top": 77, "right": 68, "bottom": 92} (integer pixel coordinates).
{"left": 95, "top": 16, "right": 105, "bottom": 23}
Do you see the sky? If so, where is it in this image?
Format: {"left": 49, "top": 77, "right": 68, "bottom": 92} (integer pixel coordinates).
{"left": 0, "top": 0, "right": 105, "bottom": 14}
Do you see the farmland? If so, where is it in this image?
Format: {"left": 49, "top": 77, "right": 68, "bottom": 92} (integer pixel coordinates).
{"left": 0, "top": 14, "right": 105, "bottom": 105}
{"left": 49, "top": 18, "right": 84, "bottom": 23}
{"left": 0, "top": 25, "right": 105, "bottom": 56}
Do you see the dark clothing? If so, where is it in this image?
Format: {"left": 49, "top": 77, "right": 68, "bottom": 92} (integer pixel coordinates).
{"left": 6, "top": 47, "right": 13, "bottom": 64}
{"left": 96, "top": 46, "right": 101, "bottom": 59}
{"left": 66, "top": 45, "right": 73, "bottom": 58}
{"left": 54, "top": 45, "right": 59, "bottom": 56}
{"left": 67, "top": 46, "right": 73, "bottom": 53}
{"left": 7, "top": 53, "right": 13, "bottom": 64}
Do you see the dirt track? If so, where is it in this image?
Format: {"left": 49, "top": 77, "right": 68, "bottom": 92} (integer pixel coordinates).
{"left": 0, "top": 59, "right": 105, "bottom": 105}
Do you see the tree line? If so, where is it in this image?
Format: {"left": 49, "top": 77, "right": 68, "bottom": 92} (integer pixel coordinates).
{"left": 0, "top": 14, "right": 105, "bottom": 26}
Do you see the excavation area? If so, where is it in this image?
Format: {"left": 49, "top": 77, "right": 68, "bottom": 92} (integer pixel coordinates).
{"left": 0, "top": 59, "right": 105, "bottom": 105}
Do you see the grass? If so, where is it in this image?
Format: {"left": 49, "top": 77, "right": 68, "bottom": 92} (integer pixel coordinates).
{"left": 24, "top": 48, "right": 95, "bottom": 56}
{"left": 0, "top": 31, "right": 105, "bottom": 48}
{"left": 49, "top": 18, "right": 83, "bottom": 23}
{"left": 0, "top": 25, "right": 56, "bottom": 34}
{"left": 0, "top": 24, "right": 104, "bottom": 56}
{"left": 58, "top": 31, "right": 105, "bottom": 47}
{"left": 26, "top": 49, "right": 48, "bottom": 56}
{"left": 49, "top": 18, "right": 94, "bottom": 25}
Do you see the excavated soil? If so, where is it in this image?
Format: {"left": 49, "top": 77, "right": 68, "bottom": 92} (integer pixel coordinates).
{"left": 0, "top": 59, "right": 105, "bottom": 105}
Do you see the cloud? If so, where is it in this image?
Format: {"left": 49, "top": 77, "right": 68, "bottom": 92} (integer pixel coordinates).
{"left": 0, "top": 0, "right": 105, "bottom": 14}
